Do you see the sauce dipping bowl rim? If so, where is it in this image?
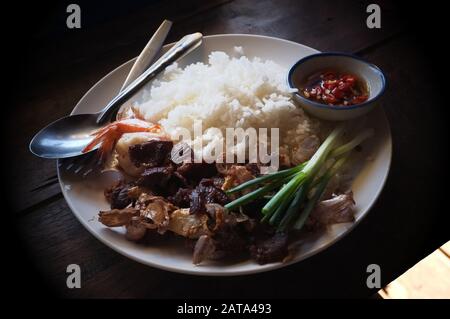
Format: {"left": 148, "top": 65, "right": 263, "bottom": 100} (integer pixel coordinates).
{"left": 287, "top": 52, "right": 387, "bottom": 111}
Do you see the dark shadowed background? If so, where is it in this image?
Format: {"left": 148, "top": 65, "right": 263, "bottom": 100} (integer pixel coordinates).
{"left": 4, "top": 0, "right": 448, "bottom": 298}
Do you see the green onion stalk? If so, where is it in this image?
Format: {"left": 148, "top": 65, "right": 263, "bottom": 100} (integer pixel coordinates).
{"left": 293, "top": 154, "right": 349, "bottom": 231}
{"left": 224, "top": 125, "right": 374, "bottom": 231}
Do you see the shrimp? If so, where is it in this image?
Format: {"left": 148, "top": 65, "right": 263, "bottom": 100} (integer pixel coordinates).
{"left": 82, "top": 119, "right": 161, "bottom": 162}
{"left": 115, "top": 132, "right": 170, "bottom": 176}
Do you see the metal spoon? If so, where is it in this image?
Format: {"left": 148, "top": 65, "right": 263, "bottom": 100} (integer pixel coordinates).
{"left": 30, "top": 32, "right": 203, "bottom": 159}
{"left": 58, "top": 19, "right": 172, "bottom": 175}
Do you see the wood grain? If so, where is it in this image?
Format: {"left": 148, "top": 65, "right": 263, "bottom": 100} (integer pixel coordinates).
{"left": 381, "top": 243, "right": 450, "bottom": 298}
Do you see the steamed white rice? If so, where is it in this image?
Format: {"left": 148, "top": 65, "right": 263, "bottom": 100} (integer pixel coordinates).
{"left": 133, "top": 49, "right": 321, "bottom": 166}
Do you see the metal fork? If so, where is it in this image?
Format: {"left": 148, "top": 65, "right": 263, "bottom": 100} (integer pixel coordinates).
{"left": 58, "top": 151, "right": 101, "bottom": 177}
{"left": 59, "top": 20, "right": 172, "bottom": 176}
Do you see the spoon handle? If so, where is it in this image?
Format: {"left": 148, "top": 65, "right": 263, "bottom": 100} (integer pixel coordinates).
{"left": 96, "top": 32, "right": 203, "bottom": 124}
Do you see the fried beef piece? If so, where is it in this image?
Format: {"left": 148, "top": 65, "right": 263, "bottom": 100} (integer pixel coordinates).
{"left": 249, "top": 232, "right": 289, "bottom": 264}
{"left": 215, "top": 162, "right": 234, "bottom": 175}
{"left": 169, "top": 179, "right": 229, "bottom": 214}
{"left": 240, "top": 198, "right": 268, "bottom": 219}
{"left": 190, "top": 191, "right": 204, "bottom": 215}
{"left": 192, "top": 229, "right": 248, "bottom": 265}
{"left": 137, "top": 166, "right": 174, "bottom": 188}
{"left": 165, "top": 171, "right": 190, "bottom": 196}
{"left": 173, "top": 171, "right": 189, "bottom": 186}
{"left": 168, "top": 208, "right": 211, "bottom": 239}
{"left": 136, "top": 195, "right": 177, "bottom": 234}
{"left": 217, "top": 162, "right": 261, "bottom": 177}
{"left": 128, "top": 140, "right": 173, "bottom": 168}
{"left": 193, "top": 235, "right": 217, "bottom": 264}
{"left": 169, "top": 188, "right": 193, "bottom": 208}
{"left": 309, "top": 192, "right": 355, "bottom": 226}
{"left": 98, "top": 207, "right": 139, "bottom": 227}
{"left": 222, "top": 165, "right": 255, "bottom": 192}
{"left": 210, "top": 176, "right": 225, "bottom": 189}
{"left": 127, "top": 185, "right": 154, "bottom": 200}
{"left": 190, "top": 179, "right": 229, "bottom": 214}
{"left": 104, "top": 181, "right": 135, "bottom": 209}
{"left": 213, "top": 227, "right": 247, "bottom": 255}
{"left": 192, "top": 204, "right": 250, "bottom": 264}
{"left": 137, "top": 165, "right": 190, "bottom": 196}
{"left": 125, "top": 216, "right": 147, "bottom": 241}
{"left": 204, "top": 203, "right": 248, "bottom": 232}
{"left": 245, "top": 163, "right": 261, "bottom": 177}
{"left": 176, "top": 162, "right": 218, "bottom": 183}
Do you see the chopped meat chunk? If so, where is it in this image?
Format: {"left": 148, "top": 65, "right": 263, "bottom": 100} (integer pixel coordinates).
{"left": 217, "top": 162, "right": 261, "bottom": 177}
{"left": 137, "top": 195, "right": 177, "bottom": 234}
{"left": 128, "top": 140, "right": 173, "bottom": 168}
{"left": 192, "top": 235, "right": 217, "bottom": 265}
{"left": 127, "top": 185, "right": 154, "bottom": 200}
{"left": 215, "top": 162, "right": 233, "bottom": 175}
{"left": 176, "top": 162, "right": 218, "bottom": 183}
{"left": 245, "top": 163, "right": 261, "bottom": 177}
{"left": 137, "top": 166, "right": 174, "bottom": 188}
{"left": 172, "top": 171, "right": 189, "bottom": 187}
{"left": 213, "top": 228, "right": 247, "bottom": 256}
{"left": 168, "top": 208, "right": 211, "bottom": 239}
{"left": 204, "top": 203, "right": 248, "bottom": 232}
{"left": 125, "top": 216, "right": 147, "bottom": 241}
{"left": 164, "top": 171, "right": 190, "bottom": 196}
{"left": 310, "top": 192, "right": 355, "bottom": 225}
{"left": 249, "top": 232, "right": 289, "bottom": 264}
{"left": 98, "top": 207, "right": 139, "bottom": 227}
{"left": 222, "top": 165, "right": 255, "bottom": 192}
{"left": 169, "top": 188, "right": 193, "bottom": 208}
{"left": 169, "top": 179, "right": 229, "bottom": 214}
{"left": 211, "top": 176, "right": 225, "bottom": 189}
{"left": 104, "top": 181, "right": 135, "bottom": 209}
{"left": 136, "top": 164, "right": 193, "bottom": 196}
{"left": 205, "top": 203, "right": 227, "bottom": 231}
{"left": 190, "top": 179, "right": 229, "bottom": 214}
{"left": 192, "top": 230, "right": 248, "bottom": 264}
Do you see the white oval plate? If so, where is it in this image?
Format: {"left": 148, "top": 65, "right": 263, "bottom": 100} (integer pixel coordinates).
{"left": 58, "top": 34, "right": 392, "bottom": 276}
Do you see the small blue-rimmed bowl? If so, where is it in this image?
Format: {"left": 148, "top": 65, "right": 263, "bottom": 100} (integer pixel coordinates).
{"left": 287, "top": 52, "right": 386, "bottom": 121}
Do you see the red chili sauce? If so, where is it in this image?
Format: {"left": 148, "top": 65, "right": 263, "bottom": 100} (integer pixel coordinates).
{"left": 299, "top": 71, "right": 369, "bottom": 106}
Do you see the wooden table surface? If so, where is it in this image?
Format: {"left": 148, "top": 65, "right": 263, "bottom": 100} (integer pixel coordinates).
{"left": 7, "top": 0, "right": 447, "bottom": 298}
